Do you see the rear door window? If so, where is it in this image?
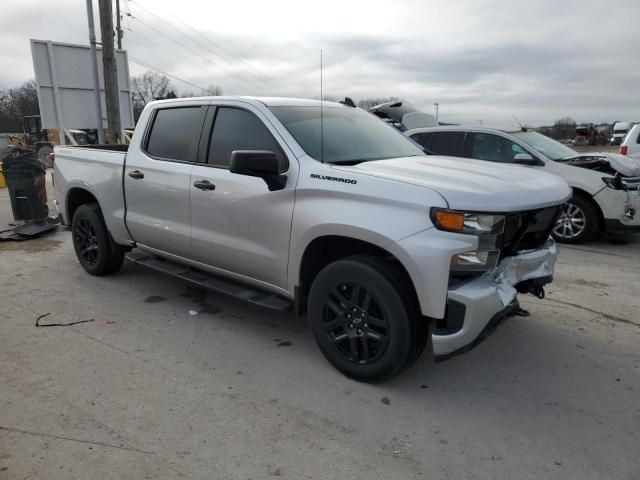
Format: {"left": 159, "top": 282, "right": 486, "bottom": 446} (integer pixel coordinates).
{"left": 208, "top": 107, "right": 283, "bottom": 168}
{"left": 145, "top": 107, "right": 206, "bottom": 162}
{"left": 429, "top": 132, "right": 465, "bottom": 157}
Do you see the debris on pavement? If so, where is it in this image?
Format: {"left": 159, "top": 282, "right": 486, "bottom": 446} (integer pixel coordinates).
{"left": 35, "top": 313, "right": 94, "bottom": 327}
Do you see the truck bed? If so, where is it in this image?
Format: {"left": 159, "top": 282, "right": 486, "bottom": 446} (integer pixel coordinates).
{"left": 71, "top": 144, "right": 129, "bottom": 152}
{"left": 53, "top": 143, "right": 132, "bottom": 245}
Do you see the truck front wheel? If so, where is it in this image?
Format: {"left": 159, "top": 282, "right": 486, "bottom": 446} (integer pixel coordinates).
{"left": 308, "top": 255, "right": 421, "bottom": 382}
{"left": 71, "top": 203, "right": 125, "bottom": 276}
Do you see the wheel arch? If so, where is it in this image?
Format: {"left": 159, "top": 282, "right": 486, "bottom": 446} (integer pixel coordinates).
{"left": 296, "top": 234, "right": 420, "bottom": 317}
{"left": 66, "top": 187, "right": 100, "bottom": 222}
{"left": 571, "top": 187, "right": 605, "bottom": 233}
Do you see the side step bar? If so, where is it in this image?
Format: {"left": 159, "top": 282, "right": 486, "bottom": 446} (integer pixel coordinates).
{"left": 125, "top": 251, "right": 292, "bottom": 312}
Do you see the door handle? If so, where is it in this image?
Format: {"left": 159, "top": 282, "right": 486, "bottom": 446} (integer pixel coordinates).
{"left": 193, "top": 180, "right": 216, "bottom": 191}
{"left": 129, "top": 170, "right": 144, "bottom": 180}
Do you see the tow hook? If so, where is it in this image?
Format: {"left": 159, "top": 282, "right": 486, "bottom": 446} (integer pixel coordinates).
{"left": 532, "top": 286, "right": 545, "bottom": 299}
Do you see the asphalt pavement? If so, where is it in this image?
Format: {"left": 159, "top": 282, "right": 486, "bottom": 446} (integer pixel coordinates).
{"left": 1, "top": 173, "right": 638, "bottom": 480}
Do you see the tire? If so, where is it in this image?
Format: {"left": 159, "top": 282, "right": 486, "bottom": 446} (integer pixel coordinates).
{"left": 308, "top": 255, "right": 424, "bottom": 382}
{"left": 71, "top": 203, "right": 125, "bottom": 276}
{"left": 551, "top": 194, "right": 600, "bottom": 244}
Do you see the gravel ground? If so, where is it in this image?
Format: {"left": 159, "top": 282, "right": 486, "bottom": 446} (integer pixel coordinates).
{"left": 1, "top": 173, "right": 638, "bottom": 480}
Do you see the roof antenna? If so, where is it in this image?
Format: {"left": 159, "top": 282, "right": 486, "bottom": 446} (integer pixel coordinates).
{"left": 512, "top": 115, "right": 526, "bottom": 131}
{"left": 320, "top": 48, "right": 324, "bottom": 163}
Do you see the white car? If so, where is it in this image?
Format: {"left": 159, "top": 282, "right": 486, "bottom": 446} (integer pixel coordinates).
{"left": 620, "top": 124, "right": 640, "bottom": 158}
{"left": 405, "top": 126, "right": 640, "bottom": 243}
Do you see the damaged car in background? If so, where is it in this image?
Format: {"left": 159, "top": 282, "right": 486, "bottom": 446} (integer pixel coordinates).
{"left": 404, "top": 125, "right": 640, "bottom": 243}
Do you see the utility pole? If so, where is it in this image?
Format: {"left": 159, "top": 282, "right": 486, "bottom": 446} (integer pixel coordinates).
{"left": 98, "top": 0, "right": 122, "bottom": 143}
{"left": 433, "top": 102, "right": 439, "bottom": 124}
{"left": 85, "top": 0, "right": 104, "bottom": 144}
{"left": 115, "top": 0, "right": 123, "bottom": 49}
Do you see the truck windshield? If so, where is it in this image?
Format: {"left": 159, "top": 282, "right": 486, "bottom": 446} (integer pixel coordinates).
{"left": 269, "top": 106, "right": 425, "bottom": 164}
{"left": 510, "top": 131, "right": 578, "bottom": 161}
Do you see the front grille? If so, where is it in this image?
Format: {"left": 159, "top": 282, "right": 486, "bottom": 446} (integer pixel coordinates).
{"left": 499, "top": 206, "right": 560, "bottom": 258}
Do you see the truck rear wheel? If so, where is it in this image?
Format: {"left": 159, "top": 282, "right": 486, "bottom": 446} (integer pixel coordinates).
{"left": 71, "top": 203, "right": 125, "bottom": 276}
{"left": 308, "top": 255, "right": 421, "bottom": 382}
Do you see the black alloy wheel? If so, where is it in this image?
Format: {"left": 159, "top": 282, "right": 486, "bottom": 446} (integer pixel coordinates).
{"left": 74, "top": 217, "right": 100, "bottom": 265}
{"left": 308, "top": 255, "right": 424, "bottom": 382}
{"left": 71, "top": 203, "right": 126, "bottom": 275}
{"left": 322, "top": 282, "right": 390, "bottom": 365}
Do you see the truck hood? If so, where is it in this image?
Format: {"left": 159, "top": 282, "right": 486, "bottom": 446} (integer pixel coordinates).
{"left": 334, "top": 156, "right": 571, "bottom": 212}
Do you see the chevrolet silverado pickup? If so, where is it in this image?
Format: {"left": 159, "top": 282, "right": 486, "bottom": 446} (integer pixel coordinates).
{"left": 53, "top": 97, "right": 571, "bottom": 382}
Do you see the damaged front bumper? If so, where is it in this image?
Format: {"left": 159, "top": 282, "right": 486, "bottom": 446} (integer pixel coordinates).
{"left": 432, "top": 241, "right": 558, "bottom": 359}
{"left": 595, "top": 187, "right": 640, "bottom": 233}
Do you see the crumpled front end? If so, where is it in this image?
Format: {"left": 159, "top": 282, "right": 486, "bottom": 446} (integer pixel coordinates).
{"left": 432, "top": 241, "right": 558, "bottom": 358}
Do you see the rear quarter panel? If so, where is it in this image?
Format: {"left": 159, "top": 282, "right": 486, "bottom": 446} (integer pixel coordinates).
{"left": 54, "top": 147, "right": 132, "bottom": 245}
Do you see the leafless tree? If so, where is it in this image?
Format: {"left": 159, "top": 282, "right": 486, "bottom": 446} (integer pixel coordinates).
{"left": 181, "top": 85, "right": 224, "bottom": 98}
{"left": 356, "top": 97, "right": 402, "bottom": 110}
{"left": 552, "top": 117, "right": 577, "bottom": 140}
{"left": 131, "top": 71, "right": 174, "bottom": 121}
{"left": 0, "top": 80, "right": 39, "bottom": 132}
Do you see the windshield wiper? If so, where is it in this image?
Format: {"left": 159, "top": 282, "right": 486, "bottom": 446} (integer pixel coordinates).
{"left": 326, "top": 159, "right": 368, "bottom": 165}
{"left": 327, "top": 154, "right": 426, "bottom": 165}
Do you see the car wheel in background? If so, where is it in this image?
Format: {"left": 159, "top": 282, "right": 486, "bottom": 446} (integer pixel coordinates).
{"left": 551, "top": 194, "right": 599, "bottom": 244}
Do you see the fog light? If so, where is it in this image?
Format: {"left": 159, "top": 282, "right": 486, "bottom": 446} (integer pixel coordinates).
{"left": 451, "top": 250, "right": 500, "bottom": 272}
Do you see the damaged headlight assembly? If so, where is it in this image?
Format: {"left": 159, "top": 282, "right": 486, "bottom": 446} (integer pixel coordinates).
{"left": 430, "top": 208, "right": 505, "bottom": 272}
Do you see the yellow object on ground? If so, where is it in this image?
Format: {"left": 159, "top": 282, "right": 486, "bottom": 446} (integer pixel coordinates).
{"left": 0, "top": 162, "right": 6, "bottom": 188}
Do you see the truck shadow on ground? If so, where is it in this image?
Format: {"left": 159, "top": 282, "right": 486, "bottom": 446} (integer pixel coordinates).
{"left": 115, "top": 261, "right": 634, "bottom": 416}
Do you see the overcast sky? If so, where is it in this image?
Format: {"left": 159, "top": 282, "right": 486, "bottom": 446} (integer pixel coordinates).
{"left": 1, "top": 0, "right": 638, "bottom": 125}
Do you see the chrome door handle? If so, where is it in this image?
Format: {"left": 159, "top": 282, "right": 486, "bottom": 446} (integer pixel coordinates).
{"left": 193, "top": 180, "right": 216, "bottom": 191}
{"left": 129, "top": 170, "right": 144, "bottom": 179}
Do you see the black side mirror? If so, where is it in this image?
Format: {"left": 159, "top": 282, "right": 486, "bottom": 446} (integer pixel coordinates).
{"left": 513, "top": 153, "right": 544, "bottom": 166}
{"left": 230, "top": 150, "right": 288, "bottom": 191}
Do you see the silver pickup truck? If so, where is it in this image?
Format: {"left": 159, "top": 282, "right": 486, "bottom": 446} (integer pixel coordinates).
{"left": 53, "top": 96, "right": 570, "bottom": 382}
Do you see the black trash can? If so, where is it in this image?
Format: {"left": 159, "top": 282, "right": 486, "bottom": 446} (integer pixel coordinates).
{"left": 2, "top": 148, "right": 49, "bottom": 221}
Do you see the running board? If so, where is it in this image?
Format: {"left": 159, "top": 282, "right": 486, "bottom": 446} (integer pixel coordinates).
{"left": 125, "top": 251, "right": 292, "bottom": 312}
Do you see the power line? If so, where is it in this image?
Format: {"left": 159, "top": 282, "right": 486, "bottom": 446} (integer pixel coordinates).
{"left": 129, "top": 56, "right": 208, "bottom": 91}
{"left": 128, "top": 28, "right": 226, "bottom": 87}
{"left": 130, "top": 0, "right": 283, "bottom": 91}
{"left": 128, "top": 6, "right": 273, "bottom": 94}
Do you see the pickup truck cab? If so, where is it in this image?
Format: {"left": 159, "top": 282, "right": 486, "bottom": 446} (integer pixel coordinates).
{"left": 54, "top": 97, "right": 570, "bottom": 382}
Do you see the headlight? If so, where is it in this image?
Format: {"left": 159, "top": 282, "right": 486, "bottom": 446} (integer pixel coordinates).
{"left": 430, "top": 208, "right": 505, "bottom": 235}
{"left": 431, "top": 208, "right": 505, "bottom": 272}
